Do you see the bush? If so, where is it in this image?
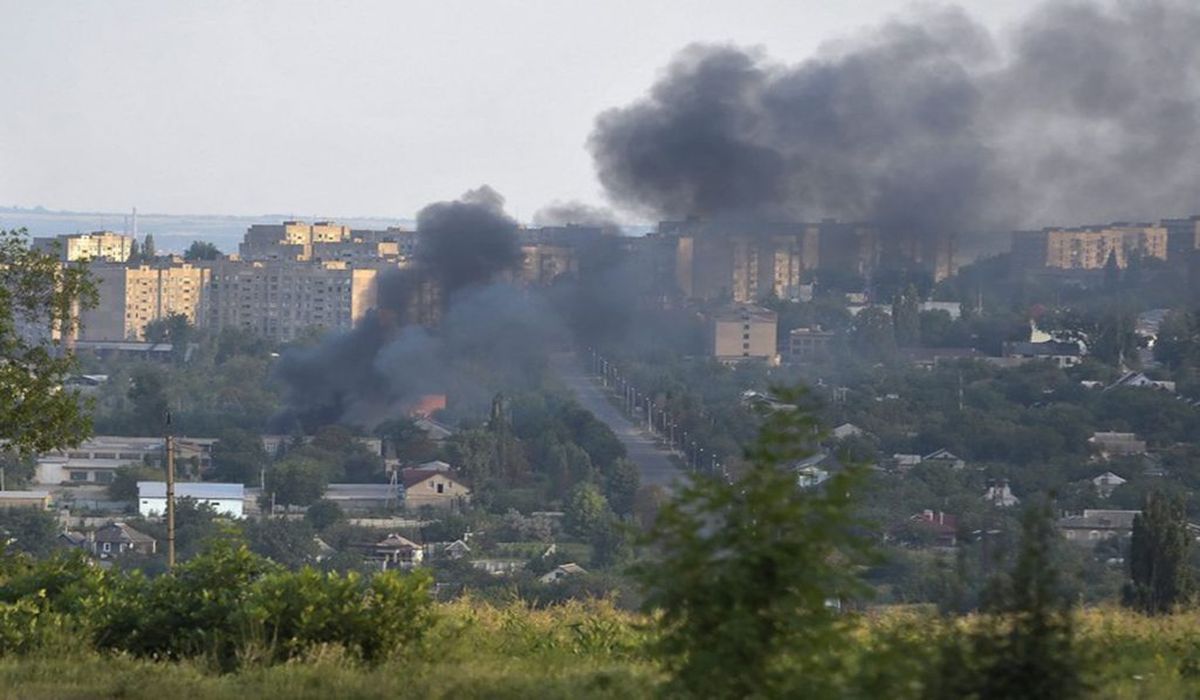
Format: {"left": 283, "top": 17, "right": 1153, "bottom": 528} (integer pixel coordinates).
{"left": 244, "top": 567, "right": 434, "bottom": 663}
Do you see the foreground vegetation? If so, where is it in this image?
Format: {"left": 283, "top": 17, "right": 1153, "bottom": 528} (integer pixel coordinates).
{"left": 2, "top": 601, "right": 1200, "bottom": 699}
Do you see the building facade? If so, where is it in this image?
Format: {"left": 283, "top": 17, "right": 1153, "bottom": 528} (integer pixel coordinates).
{"left": 78, "top": 263, "right": 209, "bottom": 341}
{"left": 35, "top": 436, "right": 216, "bottom": 484}
{"left": 34, "top": 232, "right": 132, "bottom": 262}
{"left": 203, "top": 260, "right": 378, "bottom": 342}
{"left": 710, "top": 304, "right": 778, "bottom": 363}
{"left": 1012, "top": 223, "right": 1169, "bottom": 270}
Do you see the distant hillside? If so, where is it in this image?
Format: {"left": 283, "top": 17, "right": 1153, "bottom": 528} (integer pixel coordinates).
{"left": 0, "top": 206, "right": 413, "bottom": 255}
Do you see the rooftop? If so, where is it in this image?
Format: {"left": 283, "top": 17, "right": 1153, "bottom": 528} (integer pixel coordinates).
{"left": 137, "top": 482, "right": 244, "bottom": 500}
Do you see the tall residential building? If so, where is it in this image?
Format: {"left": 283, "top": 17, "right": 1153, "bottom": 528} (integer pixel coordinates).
{"left": 1162, "top": 215, "right": 1200, "bottom": 256}
{"left": 203, "top": 260, "right": 378, "bottom": 341}
{"left": 78, "top": 263, "right": 209, "bottom": 341}
{"left": 666, "top": 222, "right": 821, "bottom": 303}
{"left": 709, "top": 304, "right": 778, "bottom": 363}
{"left": 239, "top": 220, "right": 352, "bottom": 261}
{"left": 1012, "top": 223, "right": 1168, "bottom": 269}
{"left": 34, "top": 231, "right": 132, "bottom": 262}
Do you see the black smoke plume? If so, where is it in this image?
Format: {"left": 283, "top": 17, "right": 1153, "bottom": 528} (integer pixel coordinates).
{"left": 589, "top": 1, "right": 1200, "bottom": 246}
{"left": 273, "top": 188, "right": 536, "bottom": 432}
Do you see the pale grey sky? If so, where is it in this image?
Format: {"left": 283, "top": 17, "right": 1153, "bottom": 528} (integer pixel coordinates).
{"left": 0, "top": 1, "right": 1038, "bottom": 220}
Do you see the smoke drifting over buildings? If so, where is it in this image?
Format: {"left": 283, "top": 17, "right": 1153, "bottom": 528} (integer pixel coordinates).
{"left": 589, "top": 1, "right": 1200, "bottom": 245}
{"left": 274, "top": 188, "right": 540, "bottom": 431}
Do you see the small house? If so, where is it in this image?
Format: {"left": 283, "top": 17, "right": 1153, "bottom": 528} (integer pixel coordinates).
{"left": 92, "top": 522, "right": 156, "bottom": 559}
{"left": 370, "top": 534, "right": 424, "bottom": 570}
{"left": 539, "top": 562, "right": 588, "bottom": 584}
{"left": 922, "top": 449, "right": 966, "bottom": 470}
{"left": 1092, "top": 471, "right": 1128, "bottom": 498}
{"left": 401, "top": 468, "right": 471, "bottom": 510}
{"left": 983, "top": 479, "right": 1019, "bottom": 507}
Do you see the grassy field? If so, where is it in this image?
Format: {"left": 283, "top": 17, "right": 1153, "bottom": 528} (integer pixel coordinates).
{"left": 2, "top": 602, "right": 1200, "bottom": 699}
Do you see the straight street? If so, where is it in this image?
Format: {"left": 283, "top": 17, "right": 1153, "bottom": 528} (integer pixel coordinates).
{"left": 551, "top": 352, "right": 682, "bottom": 489}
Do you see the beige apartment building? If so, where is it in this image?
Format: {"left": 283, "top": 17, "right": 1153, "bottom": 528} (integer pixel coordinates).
{"left": 78, "top": 263, "right": 209, "bottom": 341}
{"left": 34, "top": 231, "right": 132, "bottom": 262}
{"left": 1012, "top": 224, "right": 1168, "bottom": 269}
{"left": 204, "top": 260, "right": 378, "bottom": 341}
{"left": 710, "top": 304, "right": 778, "bottom": 363}
{"left": 240, "top": 221, "right": 353, "bottom": 261}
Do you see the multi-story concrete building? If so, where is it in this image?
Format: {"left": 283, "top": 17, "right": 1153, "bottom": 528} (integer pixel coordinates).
{"left": 786, "top": 326, "right": 836, "bottom": 364}
{"left": 35, "top": 436, "right": 216, "bottom": 484}
{"left": 240, "top": 221, "right": 353, "bottom": 261}
{"left": 78, "top": 263, "right": 209, "bottom": 341}
{"left": 1162, "top": 215, "right": 1200, "bottom": 256}
{"left": 1012, "top": 223, "right": 1168, "bottom": 270}
{"left": 710, "top": 304, "right": 778, "bottom": 363}
{"left": 34, "top": 231, "right": 132, "bottom": 262}
{"left": 665, "top": 222, "right": 821, "bottom": 303}
{"left": 203, "top": 260, "right": 378, "bottom": 342}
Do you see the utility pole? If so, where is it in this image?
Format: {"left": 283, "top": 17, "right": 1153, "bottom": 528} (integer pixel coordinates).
{"left": 165, "top": 412, "right": 176, "bottom": 569}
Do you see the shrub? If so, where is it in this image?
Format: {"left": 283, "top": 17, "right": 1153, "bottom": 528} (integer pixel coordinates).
{"left": 244, "top": 567, "right": 434, "bottom": 663}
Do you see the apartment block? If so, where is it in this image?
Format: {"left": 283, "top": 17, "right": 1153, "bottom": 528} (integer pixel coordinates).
{"left": 78, "top": 263, "right": 209, "bottom": 341}
{"left": 34, "top": 231, "right": 132, "bottom": 262}
{"left": 1012, "top": 223, "right": 1168, "bottom": 269}
{"left": 203, "top": 260, "right": 378, "bottom": 342}
{"left": 666, "top": 222, "right": 821, "bottom": 303}
{"left": 1162, "top": 215, "right": 1200, "bottom": 256}
{"left": 710, "top": 304, "right": 778, "bottom": 363}
{"left": 240, "top": 220, "right": 352, "bottom": 261}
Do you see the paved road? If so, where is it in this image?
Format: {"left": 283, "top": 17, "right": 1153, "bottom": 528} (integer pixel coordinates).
{"left": 551, "top": 353, "right": 682, "bottom": 488}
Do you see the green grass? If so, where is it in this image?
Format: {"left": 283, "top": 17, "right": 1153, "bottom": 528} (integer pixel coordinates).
{"left": 4, "top": 602, "right": 1200, "bottom": 698}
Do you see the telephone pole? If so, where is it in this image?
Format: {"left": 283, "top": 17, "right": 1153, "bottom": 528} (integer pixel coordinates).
{"left": 165, "top": 412, "right": 176, "bottom": 569}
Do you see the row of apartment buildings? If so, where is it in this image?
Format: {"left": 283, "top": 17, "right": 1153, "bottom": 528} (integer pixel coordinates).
{"left": 1010, "top": 216, "right": 1200, "bottom": 270}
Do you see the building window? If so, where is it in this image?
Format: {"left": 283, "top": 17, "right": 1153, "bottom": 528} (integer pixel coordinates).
{"left": 102, "top": 543, "right": 111, "bottom": 552}
{"left": 69, "top": 471, "right": 89, "bottom": 482}
{"left": 742, "top": 342, "right": 750, "bottom": 350}
{"left": 436, "top": 483, "right": 445, "bottom": 494}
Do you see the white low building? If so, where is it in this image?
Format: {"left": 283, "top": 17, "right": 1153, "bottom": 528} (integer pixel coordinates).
{"left": 137, "top": 481, "right": 245, "bottom": 519}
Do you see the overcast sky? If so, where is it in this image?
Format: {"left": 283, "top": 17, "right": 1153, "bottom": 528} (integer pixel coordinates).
{"left": 0, "top": 1, "right": 1038, "bottom": 221}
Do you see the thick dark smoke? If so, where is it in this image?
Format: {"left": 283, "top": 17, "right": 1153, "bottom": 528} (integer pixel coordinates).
{"left": 416, "top": 185, "right": 523, "bottom": 295}
{"left": 590, "top": 1, "right": 1200, "bottom": 242}
{"left": 273, "top": 188, "right": 538, "bottom": 432}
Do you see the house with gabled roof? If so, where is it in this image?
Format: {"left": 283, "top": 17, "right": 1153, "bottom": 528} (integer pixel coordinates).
{"left": 539, "top": 562, "right": 587, "bottom": 584}
{"left": 401, "top": 468, "right": 470, "bottom": 510}
{"left": 93, "top": 522, "right": 156, "bottom": 559}
{"left": 922, "top": 448, "right": 965, "bottom": 470}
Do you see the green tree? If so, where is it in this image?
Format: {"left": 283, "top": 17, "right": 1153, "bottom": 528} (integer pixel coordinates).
{"left": 949, "top": 498, "right": 1086, "bottom": 699}
{"left": 589, "top": 516, "right": 631, "bottom": 569}
{"left": 244, "top": 518, "right": 318, "bottom": 569}
{"left": 851, "top": 306, "right": 897, "bottom": 361}
{"left": 0, "top": 507, "right": 60, "bottom": 557}
{"left": 266, "top": 456, "right": 329, "bottom": 507}
{"left": 604, "top": 457, "right": 640, "bottom": 516}
{"left": 143, "top": 312, "right": 193, "bottom": 362}
{"left": 127, "top": 365, "right": 169, "bottom": 434}
{"left": 304, "top": 499, "right": 345, "bottom": 531}
{"left": 563, "top": 482, "right": 610, "bottom": 539}
{"left": 210, "top": 428, "right": 268, "bottom": 485}
{"left": 0, "top": 229, "right": 97, "bottom": 454}
{"left": 142, "top": 234, "right": 156, "bottom": 260}
{"left": 1154, "top": 310, "right": 1198, "bottom": 369}
{"left": 635, "top": 387, "right": 870, "bottom": 698}
{"left": 183, "top": 240, "right": 221, "bottom": 261}
{"left": 1124, "top": 491, "right": 1192, "bottom": 614}
{"left": 892, "top": 283, "right": 921, "bottom": 348}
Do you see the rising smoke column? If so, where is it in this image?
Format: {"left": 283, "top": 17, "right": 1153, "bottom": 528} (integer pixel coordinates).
{"left": 589, "top": 1, "right": 1200, "bottom": 244}
{"left": 273, "top": 187, "right": 526, "bottom": 432}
